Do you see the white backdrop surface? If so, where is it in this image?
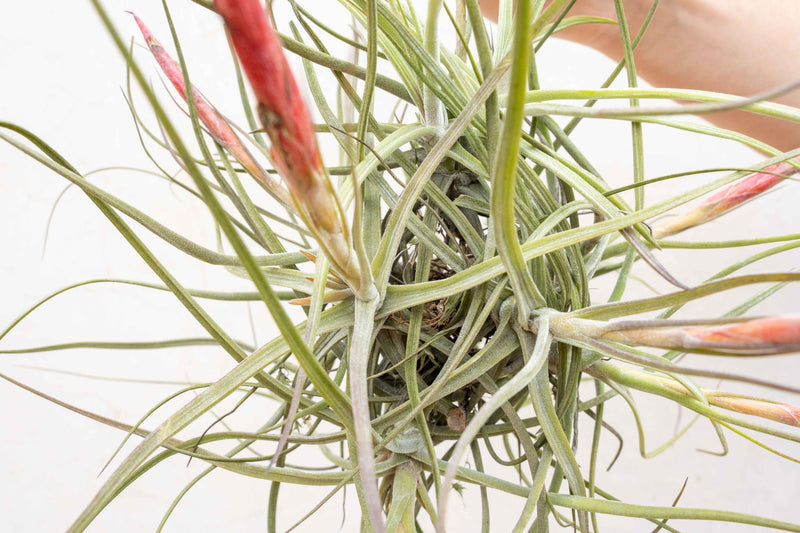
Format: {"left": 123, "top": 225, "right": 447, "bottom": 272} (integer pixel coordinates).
{"left": 1, "top": 1, "right": 799, "bottom": 532}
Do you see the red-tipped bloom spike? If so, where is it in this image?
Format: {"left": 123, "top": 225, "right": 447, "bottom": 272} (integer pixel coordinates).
{"left": 129, "top": 13, "right": 291, "bottom": 206}
{"left": 213, "top": 0, "right": 364, "bottom": 295}
{"left": 653, "top": 160, "right": 798, "bottom": 238}
{"left": 212, "top": 6, "right": 382, "bottom": 533}
{"left": 211, "top": 1, "right": 318, "bottom": 186}
{"left": 707, "top": 395, "right": 800, "bottom": 427}
{"left": 601, "top": 315, "right": 800, "bottom": 355}
{"left": 607, "top": 366, "right": 800, "bottom": 428}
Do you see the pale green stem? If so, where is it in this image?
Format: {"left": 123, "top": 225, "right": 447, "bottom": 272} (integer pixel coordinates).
{"left": 352, "top": 0, "right": 378, "bottom": 296}
{"left": 349, "top": 295, "right": 384, "bottom": 533}
{"left": 522, "top": 84, "right": 800, "bottom": 122}
{"left": 548, "top": 494, "right": 800, "bottom": 532}
{"left": 436, "top": 315, "right": 551, "bottom": 532}
{"left": 424, "top": 0, "right": 446, "bottom": 130}
{"left": 491, "top": 0, "right": 545, "bottom": 322}
{"left": 263, "top": 256, "right": 329, "bottom": 476}
{"left": 465, "top": 0, "right": 499, "bottom": 160}
{"left": 493, "top": 0, "right": 514, "bottom": 63}
{"left": 614, "top": 0, "right": 645, "bottom": 210}
{"left": 454, "top": 0, "right": 470, "bottom": 61}
{"left": 522, "top": 327, "right": 590, "bottom": 533}
{"left": 511, "top": 446, "right": 554, "bottom": 533}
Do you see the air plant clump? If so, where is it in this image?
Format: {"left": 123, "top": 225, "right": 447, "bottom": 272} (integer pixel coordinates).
{"left": 2, "top": 1, "right": 800, "bottom": 532}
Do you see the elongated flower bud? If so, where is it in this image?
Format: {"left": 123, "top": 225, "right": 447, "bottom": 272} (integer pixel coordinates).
{"left": 707, "top": 395, "right": 800, "bottom": 427}
{"left": 129, "top": 13, "right": 291, "bottom": 206}
{"left": 213, "top": 0, "right": 365, "bottom": 296}
{"left": 549, "top": 312, "right": 800, "bottom": 355}
{"left": 653, "top": 160, "right": 798, "bottom": 238}
{"left": 600, "top": 315, "right": 800, "bottom": 355}
{"left": 597, "top": 365, "right": 800, "bottom": 428}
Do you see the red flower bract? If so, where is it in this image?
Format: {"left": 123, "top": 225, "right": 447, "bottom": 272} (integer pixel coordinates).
{"left": 131, "top": 12, "right": 237, "bottom": 149}
{"left": 653, "top": 160, "right": 798, "bottom": 238}
{"left": 214, "top": 0, "right": 321, "bottom": 193}
{"left": 708, "top": 395, "right": 800, "bottom": 427}
{"left": 600, "top": 315, "right": 800, "bottom": 355}
{"left": 689, "top": 315, "right": 800, "bottom": 347}
{"left": 130, "top": 12, "right": 291, "bottom": 206}
{"left": 702, "top": 161, "right": 793, "bottom": 214}
{"left": 213, "top": 0, "right": 365, "bottom": 296}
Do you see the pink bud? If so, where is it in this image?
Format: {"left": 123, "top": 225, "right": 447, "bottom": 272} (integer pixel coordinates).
{"left": 213, "top": 0, "right": 321, "bottom": 196}
{"left": 129, "top": 13, "right": 290, "bottom": 205}
{"left": 602, "top": 315, "right": 800, "bottom": 355}
{"left": 653, "top": 161, "right": 797, "bottom": 238}
{"left": 213, "top": 0, "right": 364, "bottom": 293}
{"left": 708, "top": 395, "right": 800, "bottom": 427}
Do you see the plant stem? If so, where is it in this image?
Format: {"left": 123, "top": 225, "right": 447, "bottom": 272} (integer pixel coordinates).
{"left": 424, "top": 0, "right": 446, "bottom": 130}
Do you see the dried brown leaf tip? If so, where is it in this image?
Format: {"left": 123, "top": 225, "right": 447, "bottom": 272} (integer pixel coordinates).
{"left": 446, "top": 406, "right": 467, "bottom": 432}
{"left": 128, "top": 12, "right": 291, "bottom": 206}
{"left": 214, "top": 0, "right": 367, "bottom": 297}
{"left": 653, "top": 160, "right": 798, "bottom": 238}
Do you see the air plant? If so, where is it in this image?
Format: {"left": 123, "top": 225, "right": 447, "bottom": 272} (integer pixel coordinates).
{"left": 2, "top": 0, "right": 800, "bottom": 532}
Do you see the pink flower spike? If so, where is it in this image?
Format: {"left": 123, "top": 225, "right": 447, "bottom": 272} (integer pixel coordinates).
{"left": 212, "top": 5, "right": 381, "bottom": 533}
{"left": 213, "top": 0, "right": 365, "bottom": 295}
{"left": 688, "top": 315, "right": 800, "bottom": 347}
{"left": 212, "top": 0, "right": 320, "bottom": 196}
{"left": 653, "top": 160, "right": 798, "bottom": 238}
{"left": 707, "top": 396, "right": 800, "bottom": 427}
{"left": 602, "top": 315, "right": 800, "bottom": 355}
{"left": 129, "top": 12, "right": 290, "bottom": 205}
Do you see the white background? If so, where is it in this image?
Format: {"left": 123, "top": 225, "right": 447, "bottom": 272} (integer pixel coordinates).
{"left": 1, "top": 1, "right": 799, "bottom": 532}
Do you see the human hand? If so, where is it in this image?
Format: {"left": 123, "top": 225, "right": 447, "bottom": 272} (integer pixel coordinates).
{"left": 478, "top": 1, "right": 800, "bottom": 151}
{"left": 478, "top": 0, "right": 658, "bottom": 58}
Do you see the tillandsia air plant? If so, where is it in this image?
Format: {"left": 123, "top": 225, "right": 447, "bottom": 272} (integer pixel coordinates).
{"left": 4, "top": 0, "right": 800, "bottom": 531}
